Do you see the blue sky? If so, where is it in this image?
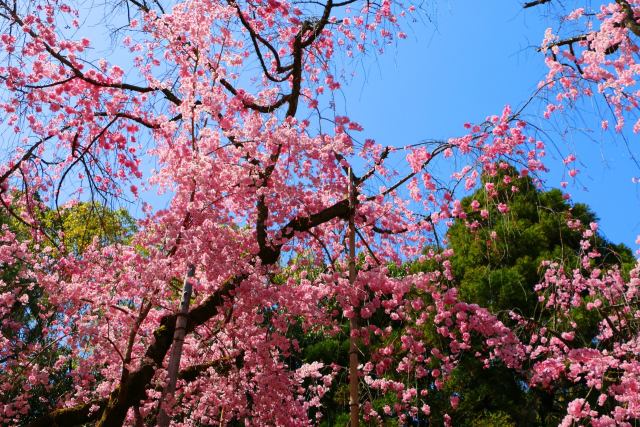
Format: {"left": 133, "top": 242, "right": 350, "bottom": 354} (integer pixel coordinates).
{"left": 73, "top": 1, "right": 639, "bottom": 250}
{"left": 330, "top": 1, "right": 640, "bottom": 249}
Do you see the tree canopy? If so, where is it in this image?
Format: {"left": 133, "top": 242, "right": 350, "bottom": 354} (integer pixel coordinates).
{"left": 0, "top": 1, "right": 639, "bottom": 426}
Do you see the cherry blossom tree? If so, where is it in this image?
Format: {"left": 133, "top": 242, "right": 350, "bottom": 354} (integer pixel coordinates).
{"left": 0, "top": 0, "right": 638, "bottom": 426}
{"left": 524, "top": 3, "right": 640, "bottom": 423}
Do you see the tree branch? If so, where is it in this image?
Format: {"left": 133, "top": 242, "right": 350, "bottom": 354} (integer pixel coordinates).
{"left": 523, "top": 0, "right": 550, "bottom": 8}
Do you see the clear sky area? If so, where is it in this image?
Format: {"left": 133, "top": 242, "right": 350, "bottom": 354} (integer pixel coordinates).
{"left": 92, "top": 1, "right": 638, "bottom": 250}
{"left": 331, "top": 1, "right": 640, "bottom": 250}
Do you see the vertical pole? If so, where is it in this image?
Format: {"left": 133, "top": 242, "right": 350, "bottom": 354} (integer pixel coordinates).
{"left": 347, "top": 168, "right": 359, "bottom": 427}
{"left": 158, "top": 264, "right": 195, "bottom": 427}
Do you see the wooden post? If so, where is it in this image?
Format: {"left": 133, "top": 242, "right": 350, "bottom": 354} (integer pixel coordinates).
{"left": 348, "top": 168, "right": 359, "bottom": 427}
{"left": 157, "top": 264, "right": 195, "bottom": 427}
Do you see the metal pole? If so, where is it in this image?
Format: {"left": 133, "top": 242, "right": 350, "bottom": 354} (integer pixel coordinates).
{"left": 158, "top": 264, "right": 195, "bottom": 427}
{"left": 347, "top": 168, "right": 359, "bottom": 427}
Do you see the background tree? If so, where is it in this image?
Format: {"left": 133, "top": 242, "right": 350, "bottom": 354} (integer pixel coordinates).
{"left": 0, "top": 201, "right": 135, "bottom": 426}
{"left": 438, "top": 164, "right": 633, "bottom": 426}
{"left": 449, "top": 164, "right": 635, "bottom": 320}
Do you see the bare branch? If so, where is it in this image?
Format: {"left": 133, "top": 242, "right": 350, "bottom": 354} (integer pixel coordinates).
{"left": 523, "top": 0, "right": 550, "bottom": 8}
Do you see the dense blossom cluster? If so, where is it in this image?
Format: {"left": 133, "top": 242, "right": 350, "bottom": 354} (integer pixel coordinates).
{"left": 525, "top": 252, "right": 640, "bottom": 425}
{"left": 0, "top": 0, "right": 639, "bottom": 425}
{"left": 542, "top": 0, "right": 640, "bottom": 133}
